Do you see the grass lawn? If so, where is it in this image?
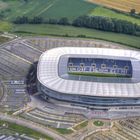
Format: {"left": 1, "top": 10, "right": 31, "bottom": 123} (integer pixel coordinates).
{"left": 73, "top": 121, "right": 88, "bottom": 130}
{"left": 12, "top": 24, "right": 140, "bottom": 49}
{"left": 0, "top": 21, "right": 13, "bottom": 32}
{"left": 89, "top": 7, "right": 140, "bottom": 25}
{"left": 68, "top": 72, "right": 131, "bottom": 78}
{"left": 0, "top": 36, "right": 10, "bottom": 44}
{"left": 52, "top": 128, "right": 73, "bottom": 135}
{"left": 0, "top": 120, "right": 53, "bottom": 140}
{"left": 93, "top": 120, "right": 104, "bottom": 126}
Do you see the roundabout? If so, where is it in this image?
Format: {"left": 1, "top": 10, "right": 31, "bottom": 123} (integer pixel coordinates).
{"left": 93, "top": 120, "right": 104, "bottom": 127}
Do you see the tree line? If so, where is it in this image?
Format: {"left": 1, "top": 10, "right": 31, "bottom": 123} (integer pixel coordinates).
{"left": 13, "top": 16, "right": 140, "bottom": 35}
{"left": 13, "top": 16, "right": 69, "bottom": 25}
{"left": 72, "top": 16, "right": 140, "bottom": 35}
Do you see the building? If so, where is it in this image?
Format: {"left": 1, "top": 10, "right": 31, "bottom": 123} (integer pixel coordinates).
{"left": 37, "top": 47, "right": 140, "bottom": 109}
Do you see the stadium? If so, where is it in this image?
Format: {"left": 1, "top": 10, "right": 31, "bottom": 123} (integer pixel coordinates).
{"left": 37, "top": 47, "right": 140, "bottom": 109}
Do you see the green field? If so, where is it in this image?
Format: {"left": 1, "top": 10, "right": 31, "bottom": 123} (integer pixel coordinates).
{"left": 89, "top": 7, "right": 140, "bottom": 25}
{"left": 68, "top": 72, "right": 131, "bottom": 78}
{"left": 1, "top": 0, "right": 140, "bottom": 50}
{"left": 0, "top": 120, "right": 53, "bottom": 140}
{"left": 52, "top": 128, "right": 73, "bottom": 135}
{"left": 0, "top": 36, "right": 10, "bottom": 44}
{"left": 73, "top": 121, "right": 88, "bottom": 130}
{"left": 12, "top": 24, "right": 140, "bottom": 49}
{"left": 0, "top": 0, "right": 97, "bottom": 21}
{"left": 93, "top": 120, "right": 104, "bottom": 126}
{"left": 1, "top": 0, "right": 140, "bottom": 25}
{"left": 0, "top": 21, "right": 13, "bottom": 32}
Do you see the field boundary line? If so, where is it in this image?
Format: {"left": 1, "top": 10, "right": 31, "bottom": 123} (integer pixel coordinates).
{"left": 37, "top": 0, "right": 57, "bottom": 16}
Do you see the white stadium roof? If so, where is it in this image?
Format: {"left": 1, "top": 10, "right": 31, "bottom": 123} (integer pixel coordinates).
{"left": 37, "top": 47, "right": 140, "bottom": 98}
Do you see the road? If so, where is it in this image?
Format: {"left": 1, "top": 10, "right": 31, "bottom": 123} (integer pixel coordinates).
{"left": 0, "top": 81, "right": 7, "bottom": 105}
{"left": 0, "top": 113, "right": 67, "bottom": 140}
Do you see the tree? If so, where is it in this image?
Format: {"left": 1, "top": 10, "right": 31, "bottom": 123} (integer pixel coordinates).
{"left": 72, "top": 16, "right": 89, "bottom": 27}
{"left": 14, "top": 16, "right": 29, "bottom": 24}
{"left": 0, "top": 13, "right": 4, "bottom": 19}
{"left": 48, "top": 18, "right": 58, "bottom": 24}
{"left": 58, "top": 17, "right": 69, "bottom": 25}
{"left": 30, "top": 17, "right": 43, "bottom": 24}
{"left": 72, "top": 16, "right": 138, "bottom": 35}
{"left": 130, "top": 9, "right": 136, "bottom": 15}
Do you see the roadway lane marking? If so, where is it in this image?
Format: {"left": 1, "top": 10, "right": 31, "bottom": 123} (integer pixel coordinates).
{"left": 21, "top": 42, "right": 43, "bottom": 53}
{"left": 1, "top": 49, "right": 32, "bottom": 64}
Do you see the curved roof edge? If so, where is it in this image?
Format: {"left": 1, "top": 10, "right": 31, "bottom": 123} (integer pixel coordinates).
{"left": 37, "top": 47, "right": 140, "bottom": 98}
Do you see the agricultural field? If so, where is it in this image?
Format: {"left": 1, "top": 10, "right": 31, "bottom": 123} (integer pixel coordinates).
{"left": 89, "top": 7, "right": 140, "bottom": 25}
{"left": 1, "top": 0, "right": 140, "bottom": 26}
{"left": 88, "top": 0, "right": 140, "bottom": 13}
{"left": 0, "top": 0, "right": 140, "bottom": 50}
{"left": 12, "top": 24, "right": 140, "bottom": 49}
{"left": 0, "top": 0, "right": 97, "bottom": 21}
{"left": 0, "top": 1, "right": 8, "bottom": 10}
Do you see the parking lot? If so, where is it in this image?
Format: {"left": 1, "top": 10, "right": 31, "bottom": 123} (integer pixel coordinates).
{"left": 0, "top": 37, "right": 126, "bottom": 110}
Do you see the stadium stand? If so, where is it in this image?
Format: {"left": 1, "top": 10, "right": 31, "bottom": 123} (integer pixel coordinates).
{"left": 68, "top": 58, "right": 132, "bottom": 78}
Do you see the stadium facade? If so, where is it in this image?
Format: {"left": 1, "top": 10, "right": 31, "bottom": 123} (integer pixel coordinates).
{"left": 37, "top": 47, "right": 140, "bottom": 109}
